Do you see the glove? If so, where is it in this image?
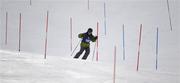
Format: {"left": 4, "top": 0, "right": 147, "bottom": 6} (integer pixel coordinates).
{"left": 95, "top": 36, "right": 98, "bottom": 39}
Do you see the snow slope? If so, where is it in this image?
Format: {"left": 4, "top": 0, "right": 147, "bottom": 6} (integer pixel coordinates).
{"left": 0, "top": 0, "right": 179, "bottom": 83}
{"left": 0, "top": 50, "right": 179, "bottom": 83}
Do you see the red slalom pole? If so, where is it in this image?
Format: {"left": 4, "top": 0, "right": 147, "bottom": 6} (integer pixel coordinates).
{"left": 156, "top": 27, "right": 159, "bottom": 70}
{"left": 166, "top": 0, "right": 173, "bottom": 31}
{"left": 136, "top": 24, "right": 143, "bottom": 71}
{"left": 44, "top": 11, "right": 49, "bottom": 59}
{"left": 96, "top": 22, "right": 99, "bottom": 61}
{"left": 70, "top": 17, "right": 73, "bottom": 51}
{"left": 18, "top": 13, "right": 22, "bottom": 52}
{"left": 5, "top": 12, "right": 8, "bottom": 45}
{"left": 113, "top": 46, "right": 117, "bottom": 83}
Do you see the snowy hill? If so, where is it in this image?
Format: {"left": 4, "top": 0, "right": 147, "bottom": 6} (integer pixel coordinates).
{"left": 0, "top": 50, "right": 179, "bottom": 83}
{"left": 0, "top": 0, "right": 179, "bottom": 83}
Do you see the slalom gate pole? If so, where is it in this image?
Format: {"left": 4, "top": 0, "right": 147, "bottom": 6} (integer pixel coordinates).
{"left": 70, "top": 17, "right": 73, "bottom": 51}
{"left": 30, "top": 0, "right": 32, "bottom": 6}
{"left": 122, "top": 24, "right": 125, "bottom": 60}
{"left": 166, "top": 0, "right": 173, "bottom": 31}
{"left": 104, "top": 2, "right": 107, "bottom": 35}
{"left": 71, "top": 40, "right": 81, "bottom": 56}
{"left": 96, "top": 22, "right": 99, "bottom": 61}
{"left": 18, "top": 13, "right": 22, "bottom": 52}
{"left": 88, "top": 0, "right": 90, "bottom": 10}
{"left": 104, "top": 19, "right": 107, "bottom": 36}
{"left": 113, "top": 46, "right": 117, "bottom": 83}
{"left": 5, "top": 12, "right": 8, "bottom": 45}
{"left": 44, "top": 11, "right": 49, "bottom": 59}
{"left": 156, "top": 27, "right": 159, "bottom": 70}
{"left": 92, "top": 41, "right": 97, "bottom": 61}
{"left": 136, "top": 24, "right": 142, "bottom": 71}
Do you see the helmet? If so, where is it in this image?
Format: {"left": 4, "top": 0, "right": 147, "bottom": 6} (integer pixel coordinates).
{"left": 87, "top": 28, "right": 93, "bottom": 33}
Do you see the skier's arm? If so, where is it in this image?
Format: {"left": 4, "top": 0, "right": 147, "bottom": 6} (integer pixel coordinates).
{"left": 78, "top": 33, "right": 84, "bottom": 38}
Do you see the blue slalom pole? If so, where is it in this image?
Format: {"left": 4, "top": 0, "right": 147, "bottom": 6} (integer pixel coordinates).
{"left": 104, "top": 2, "right": 106, "bottom": 35}
{"left": 122, "top": 24, "right": 125, "bottom": 60}
{"left": 104, "top": 19, "right": 106, "bottom": 35}
{"left": 156, "top": 27, "right": 159, "bottom": 70}
{"left": 104, "top": 2, "right": 106, "bottom": 18}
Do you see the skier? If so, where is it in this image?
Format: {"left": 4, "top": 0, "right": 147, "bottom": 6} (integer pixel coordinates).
{"left": 74, "top": 28, "right": 98, "bottom": 60}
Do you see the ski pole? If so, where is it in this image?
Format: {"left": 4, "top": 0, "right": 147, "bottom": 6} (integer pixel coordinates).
{"left": 71, "top": 40, "right": 81, "bottom": 56}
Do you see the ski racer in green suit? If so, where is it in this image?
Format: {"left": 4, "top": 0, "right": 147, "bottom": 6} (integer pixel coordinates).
{"left": 74, "top": 28, "right": 98, "bottom": 60}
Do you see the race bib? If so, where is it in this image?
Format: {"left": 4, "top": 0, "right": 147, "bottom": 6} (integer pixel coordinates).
{"left": 85, "top": 37, "right": 91, "bottom": 42}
